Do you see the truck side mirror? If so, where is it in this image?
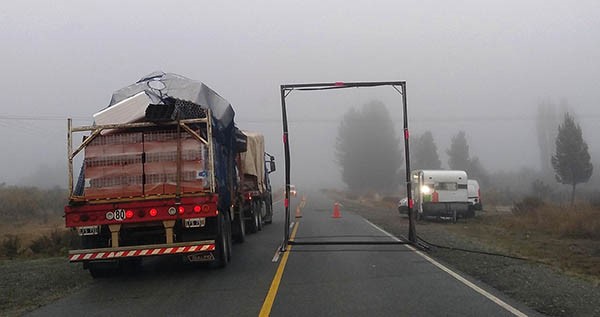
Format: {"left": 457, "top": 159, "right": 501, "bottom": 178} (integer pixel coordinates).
{"left": 269, "top": 160, "right": 276, "bottom": 173}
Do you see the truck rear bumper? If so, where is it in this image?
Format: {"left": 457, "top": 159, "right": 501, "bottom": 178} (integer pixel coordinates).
{"left": 69, "top": 240, "right": 215, "bottom": 262}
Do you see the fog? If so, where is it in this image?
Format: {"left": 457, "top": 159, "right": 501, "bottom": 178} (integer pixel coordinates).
{"left": 1, "top": 0, "right": 599, "bottom": 191}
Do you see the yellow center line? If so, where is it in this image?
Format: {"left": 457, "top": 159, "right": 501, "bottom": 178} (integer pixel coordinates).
{"left": 259, "top": 221, "right": 300, "bottom": 317}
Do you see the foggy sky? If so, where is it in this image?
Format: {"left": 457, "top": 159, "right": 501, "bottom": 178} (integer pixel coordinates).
{"left": 1, "top": 0, "right": 599, "bottom": 189}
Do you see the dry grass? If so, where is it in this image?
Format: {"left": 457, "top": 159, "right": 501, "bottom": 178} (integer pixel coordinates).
{"left": 445, "top": 204, "right": 600, "bottom": 283}
{"left": 0, "top": 215, "right": 75, "bottom": 259}
{"left": 501, "top": 203, "right": 600, "bottom": 240}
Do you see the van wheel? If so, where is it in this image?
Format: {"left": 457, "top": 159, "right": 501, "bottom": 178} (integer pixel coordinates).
{"left": 467, "top": 206, "right": 475, "bottom": 218}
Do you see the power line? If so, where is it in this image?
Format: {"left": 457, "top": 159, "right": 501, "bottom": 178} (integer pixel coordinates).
{"left": 0, "top": 114, "right": 90, "bottom": 121}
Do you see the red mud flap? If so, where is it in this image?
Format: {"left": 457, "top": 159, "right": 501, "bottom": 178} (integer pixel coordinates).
{"left": 69, "top": 240, "right": 215, "bottom": 262}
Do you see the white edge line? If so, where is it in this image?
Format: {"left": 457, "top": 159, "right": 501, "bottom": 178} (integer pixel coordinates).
{"left": 363, "top": 219, "right": 528, "bottom": 317}
{"left": 272, "top": 248, "right": 281, "bottom": 263}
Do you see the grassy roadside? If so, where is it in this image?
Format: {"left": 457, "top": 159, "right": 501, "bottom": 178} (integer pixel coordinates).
{"left": 0, "top": 216, "right": 90, "bottom": 316}
{"left": 443, "top": 209, "right": 600, "bottom": 284}
{"left": 0, "top": 257, "right": 91, "bottom": 316}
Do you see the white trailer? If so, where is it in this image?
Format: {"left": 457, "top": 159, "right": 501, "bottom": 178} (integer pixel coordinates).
{"left": 412, "top": 170, "right": 470, "bottom": 221}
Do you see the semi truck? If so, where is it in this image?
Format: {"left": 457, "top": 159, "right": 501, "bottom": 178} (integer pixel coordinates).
{"left": 64, "top": 72, "right": 274, "bottom": 277}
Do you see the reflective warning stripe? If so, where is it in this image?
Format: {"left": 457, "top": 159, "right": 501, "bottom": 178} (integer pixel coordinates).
{"left": 69, "top": 244, "right": 216, "bottom": 262}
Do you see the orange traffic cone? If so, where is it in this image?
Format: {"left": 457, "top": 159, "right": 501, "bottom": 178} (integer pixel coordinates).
{"left": 332, "top": 202, "right": 342, "bottom": 218}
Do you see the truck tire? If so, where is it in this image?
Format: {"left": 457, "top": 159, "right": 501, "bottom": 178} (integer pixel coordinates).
{"left": 233, "top": 209, "right": 245, "bottom": 243}
{"left": 214, "top": 213, "right": 231, "bottom": 268}
{"left": 248, "top": 201, "right": 260, "bottom": 234}
{"left": 87, "top": 261, "right": 119, "bottom": 278}
{"left": 257, "top": 202, "right": 264, "bottom": 231}
{"left": 264, "top": 195, "right": 273, "bottom": 224}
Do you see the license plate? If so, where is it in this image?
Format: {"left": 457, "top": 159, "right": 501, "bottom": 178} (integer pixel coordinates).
{"left": 184, "top": 218, "right": 205, "bottom": 228}
{"left": 78, "top": 226, "right": 99, "bottom": 236}
{"left": 187, "top": 253, "right": 215, "bottom": 262}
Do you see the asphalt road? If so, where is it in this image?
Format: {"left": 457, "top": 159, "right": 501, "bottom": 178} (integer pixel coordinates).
{"left": 28, "top": 191, "right": 541, "bottom": 316}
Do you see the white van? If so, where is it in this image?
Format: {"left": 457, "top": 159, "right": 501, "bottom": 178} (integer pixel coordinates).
{"left": 412, "top": 170, "right": 470, "bottom": 221}
{"left": 467, "top": 179, "right": 482, "bottom": 215}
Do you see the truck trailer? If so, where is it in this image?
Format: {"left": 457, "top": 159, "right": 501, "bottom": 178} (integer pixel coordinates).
{"left": 64, "top": 72, "right": 274, "bottom": 277}
{"left": 237, "top": 131, "right": 275, "bottom": 237}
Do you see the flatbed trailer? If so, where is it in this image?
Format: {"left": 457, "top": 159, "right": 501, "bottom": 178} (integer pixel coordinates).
{"left": 66, "top": 116, "right": 233, "bottom": 277}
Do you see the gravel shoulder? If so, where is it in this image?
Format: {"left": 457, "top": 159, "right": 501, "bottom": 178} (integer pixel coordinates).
{"left": 331, "top": 193, "right": 600, "bottom": 317}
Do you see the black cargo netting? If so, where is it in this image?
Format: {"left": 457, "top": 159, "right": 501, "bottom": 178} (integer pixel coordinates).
{"left": 173, "top": 99, "right": 207, "bottom": 119}
{"left": 145, "top": 98, "right": 207, "bottom": 122}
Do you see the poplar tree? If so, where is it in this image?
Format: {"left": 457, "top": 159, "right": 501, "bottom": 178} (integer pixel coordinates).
{"left": 412, "top": 131, "right": 442, "bottom": 170}
{"left": 335, "top": 101, "right": 403, "bottom": 191}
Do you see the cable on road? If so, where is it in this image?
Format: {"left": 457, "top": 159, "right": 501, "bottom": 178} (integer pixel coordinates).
{"left": 293, "top": 234, "right": 398, "bottom": 239}
{"left": 417, "top": 235, "right": 541, "bottom": 263}
{"left": 289, "top": 240, "right": 410, "bottom": 246}
{"left": 286, "top": 248, "right": 418, "bottom": 253}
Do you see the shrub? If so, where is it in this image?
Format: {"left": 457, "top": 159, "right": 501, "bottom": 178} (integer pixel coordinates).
{"left": 29, "top": 229, "right": 78, "bottom": 256}
{"left": 512, "top": 196, "right": 545, "bottom": 215}
{"left": 1, "top": 234, "right": 21, "bottom": 258}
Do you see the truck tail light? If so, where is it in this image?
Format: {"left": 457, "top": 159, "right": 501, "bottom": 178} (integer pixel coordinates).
{"left": 194, "top": 205, "right": 201, "bottom": 213}
{"left": 149, "top": 208, "right": 158, "bottom": 217}
{"left": 125, "top": 210, "right": 134, "bottom": 219}
{"left": 202, "top": 204, "right": 210, "bottom": 212}
{"left": 178, "top": 206, "right": 185, "bottom": 214}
